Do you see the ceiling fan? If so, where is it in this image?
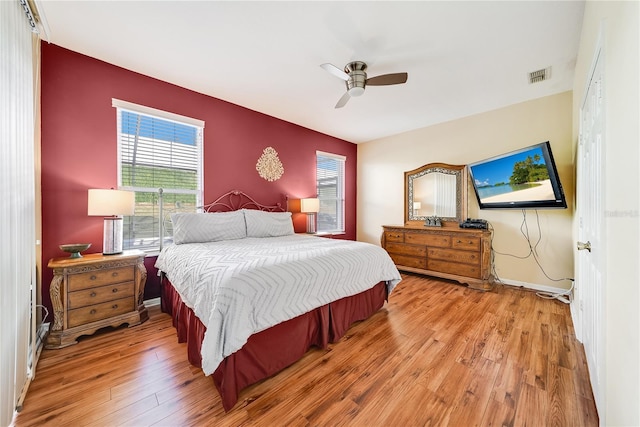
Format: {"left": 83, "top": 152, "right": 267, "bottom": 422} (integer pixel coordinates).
{"left": 320, "top": 61, "right": 408, "bottom": 109}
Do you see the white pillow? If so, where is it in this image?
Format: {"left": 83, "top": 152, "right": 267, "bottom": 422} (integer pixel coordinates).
{"left": 171, "top": 211, "right": 247, "bottom": 244}
{"left": 243, "top": 209, "right": 294, "bottom": 237}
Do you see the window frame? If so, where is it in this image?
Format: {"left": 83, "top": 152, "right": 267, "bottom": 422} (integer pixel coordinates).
{"left": 316, "top": 150, "right": 346, "bottom": 234}
{"left": 113, "top": 99, "right": 204, "bottom": 254}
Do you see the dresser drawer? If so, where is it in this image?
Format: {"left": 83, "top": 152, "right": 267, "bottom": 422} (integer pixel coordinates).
{"left": 405, "top": 233, "right": 450, "bottom": 247}
{"left": 385, "top": 231, "right": 404, "bottom": 242}
{"left": 385, "top": 243, "right": 426, "bottom": 257}
{"left": 390, "top": 254, "right": 427, "bottom": 270}
{"left": 451, "top": 236, "right": 481, "bottom": 251}
{"left": 67, "top": 296, "right": 135, "bottom": 328}
{"left": 428, "top": 248, "right": 480, "bottom": 265}
{"left": 67, "top": 282, "right": 135, "bottom": 309}
{"left": 68, "top": 266, "right": 135, "bottom": 291}
{"left": 427, "top": 259, "right": 481, "bottom": 279}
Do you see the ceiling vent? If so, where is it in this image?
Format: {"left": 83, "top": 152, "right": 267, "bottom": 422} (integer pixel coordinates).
{"left": 529, "top": 67, "right": 551, "bottom": 84}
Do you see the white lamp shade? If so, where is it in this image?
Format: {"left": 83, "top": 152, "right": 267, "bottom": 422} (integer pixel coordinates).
{"left": 88, "top": 189, "right": 135, "bottom": 216}
{"left": 413, "top": 202, "right": 422, "bottom": 210}
{"left": 300, "top": 198, "right": 320, "bottom": 213}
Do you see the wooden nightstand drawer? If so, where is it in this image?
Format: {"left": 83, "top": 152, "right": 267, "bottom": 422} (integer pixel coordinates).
{"left": 68, "top": 282, "right": 135, "bottom": 309}
{"left": 67, "top": 296, "right": 135, "bottom": 328}
{"left": 68, "top": 266, "right": 134, "bottom": 291}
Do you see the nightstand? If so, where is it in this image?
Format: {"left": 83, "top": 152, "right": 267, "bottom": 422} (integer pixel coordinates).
{"left": 45, "top": 250, "right": 148, "bottom": 349}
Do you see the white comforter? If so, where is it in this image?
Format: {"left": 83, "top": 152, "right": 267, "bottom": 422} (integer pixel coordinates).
{"left": 155, "top": 234, "right": 402, "bottom": 375}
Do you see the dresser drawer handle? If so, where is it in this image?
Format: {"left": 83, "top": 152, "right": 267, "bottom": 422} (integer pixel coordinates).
{"left": 90, "top": 292, "right": 96, "bottom": 297}
{"left": 90, "top": 309, "right": 96, "bottom": 315}
{"left": 112, "top": 288, "right": 118, "bottom": 293}
{"left": 112, "top": 304, "right": 118, "bottom": 309}
{"left": 111, "top": 272, "right": 119, "bottom": 278}
{"left": 90, "top": 275, "right": 97, "bottom": 280}
{"left": 456, "top": 240, "right": 462, "bottom": 243}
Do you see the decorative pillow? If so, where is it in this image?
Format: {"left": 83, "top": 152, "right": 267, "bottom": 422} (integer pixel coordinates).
{"left": 243, "top": 209, "right": 294, "bottom": 237}
{"left": 171, "top": 210, "right": 247, "bottom": 244}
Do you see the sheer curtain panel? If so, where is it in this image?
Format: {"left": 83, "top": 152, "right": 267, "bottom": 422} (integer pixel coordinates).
{"left": 0, "top": 1, "right": 38, "bottom": 425}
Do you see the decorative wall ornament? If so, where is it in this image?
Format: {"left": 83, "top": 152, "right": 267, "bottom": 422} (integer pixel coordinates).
{"left": 256, "top": 146, "right": 284, "bottom": 182}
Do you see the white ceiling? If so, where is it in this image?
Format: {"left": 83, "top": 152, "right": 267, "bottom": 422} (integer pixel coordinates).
{"left": 34, "top": 1, "right": 585, "bottom": 144}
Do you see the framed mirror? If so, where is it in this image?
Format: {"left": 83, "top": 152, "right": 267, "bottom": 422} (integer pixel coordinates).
{"left": 404, "top": 163, "right": 468, "bottom": 226}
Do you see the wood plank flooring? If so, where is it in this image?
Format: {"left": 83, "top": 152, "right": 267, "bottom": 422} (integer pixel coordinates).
{"left": 14, "top": 274, "right": 598, "bottom": 426}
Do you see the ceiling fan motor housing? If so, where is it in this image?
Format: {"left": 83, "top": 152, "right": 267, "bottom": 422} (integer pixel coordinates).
{"left": 345, "top": 61, "right": 367, "bottom": 96}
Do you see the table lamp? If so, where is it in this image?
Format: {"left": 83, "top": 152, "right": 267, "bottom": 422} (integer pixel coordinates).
{"left": 413, "top": 201, "right": 421, "bottom": 216}
{"left": 300, "top": 198, "right": 320, "bottom": 234}
{"left": 88, "top": 189, "right": 135, "bottom": 255}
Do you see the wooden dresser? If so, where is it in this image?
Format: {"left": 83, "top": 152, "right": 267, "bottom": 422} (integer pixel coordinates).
{"left": 46, "top": 250, "right": 148, "bottom": 349}
{"left": 382, "top": 225, "right": 493, "bottom": 290}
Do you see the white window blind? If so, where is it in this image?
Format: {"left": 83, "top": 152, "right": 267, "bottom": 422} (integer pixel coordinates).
{"left": 316, "top": 151, "right": 346, "bottom": 233}
{"left": 114, "top": 100, "right": 204, "bottom": 253}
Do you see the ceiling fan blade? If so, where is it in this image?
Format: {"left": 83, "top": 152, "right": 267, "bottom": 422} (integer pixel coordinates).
{"left": 335, "top": 92, "right": 351, "bottom": 109}
{"left": 366, "top": 72, "right": 408, "bottom": 86}
{"left": 321, "top": 63, "right": 350, "bottom": 81}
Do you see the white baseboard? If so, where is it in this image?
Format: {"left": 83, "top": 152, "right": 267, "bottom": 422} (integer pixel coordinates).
{"left": 144, "top": 297, "right": 161, "bottom": 307}
{"left": 497, "top": 277, "right": 571, "bottom": 297}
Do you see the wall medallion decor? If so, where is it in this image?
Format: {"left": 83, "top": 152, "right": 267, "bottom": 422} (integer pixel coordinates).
{"left": 256, "top": 146, "right": 284, "bottom": 182}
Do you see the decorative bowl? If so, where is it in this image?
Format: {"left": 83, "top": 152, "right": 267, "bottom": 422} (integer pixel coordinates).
{"left": 59, "top": 243, "right": 91, "bottom": 259}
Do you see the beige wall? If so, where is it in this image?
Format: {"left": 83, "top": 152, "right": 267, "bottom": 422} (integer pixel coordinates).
{"left": 572, "top": 1, "right": 639, "bottom": 425}
{"left": 358, "top": 91, "right": 574, "bottom": 290}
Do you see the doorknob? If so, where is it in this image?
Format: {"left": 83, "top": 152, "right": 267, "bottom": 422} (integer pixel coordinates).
{"left": 577, "top": 241, "right": 592, "bottom": 252}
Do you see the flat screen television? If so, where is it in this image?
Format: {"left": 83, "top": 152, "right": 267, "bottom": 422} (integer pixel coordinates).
{"left": 468, "top": 141, "right": 567, "bottom": 209}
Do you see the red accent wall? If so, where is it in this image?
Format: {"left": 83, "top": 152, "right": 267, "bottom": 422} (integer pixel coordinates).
{"left": 40, "top": 43, "right": 357, "bottom": 317}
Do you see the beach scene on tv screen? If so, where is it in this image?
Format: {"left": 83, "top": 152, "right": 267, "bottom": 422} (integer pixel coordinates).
{"left": 471, "top": 146, "right": 555, "bottom": 203}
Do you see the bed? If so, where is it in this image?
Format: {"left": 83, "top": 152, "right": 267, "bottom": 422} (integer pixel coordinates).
{"left": 155, "top": 191, "right": 402, "bottom": 411}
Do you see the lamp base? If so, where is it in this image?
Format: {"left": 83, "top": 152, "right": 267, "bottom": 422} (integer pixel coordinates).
{"left": 103, "top": 216, "right": 124, "bottom": 255}
{"left": 306, "top": 213, "right": 317, "bottom": 234}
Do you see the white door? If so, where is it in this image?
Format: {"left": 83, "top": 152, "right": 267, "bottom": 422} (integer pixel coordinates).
{"left": 576, "top": 46, "right": 605, "bottom": 418}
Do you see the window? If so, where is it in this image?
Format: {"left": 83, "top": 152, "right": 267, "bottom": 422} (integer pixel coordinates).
{"left": 316, "top": 151, "right": 345, "bottom": 233}
{"left": 114, "top": 99, "right": 204, "bottom": 253}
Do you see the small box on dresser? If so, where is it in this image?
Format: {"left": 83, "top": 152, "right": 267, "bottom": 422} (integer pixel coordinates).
{"left": 46, "top": 250, "right": 148, "bottom": 349}
{"left": 382, "top": 225, "right": 494, "bottom": 290}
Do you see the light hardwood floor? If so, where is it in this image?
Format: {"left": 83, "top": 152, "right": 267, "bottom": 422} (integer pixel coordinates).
{"left": 15, "top": 274, "right": 598, "bottom": 426}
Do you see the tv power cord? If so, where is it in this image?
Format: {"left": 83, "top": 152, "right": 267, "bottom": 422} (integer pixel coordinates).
{"left": 535, "top": 278, "right": 574, "bottom": 304}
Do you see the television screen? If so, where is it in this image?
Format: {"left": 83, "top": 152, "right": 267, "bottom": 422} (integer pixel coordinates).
{"left": 468, "top": 141, "right": 567, "bottom": 209}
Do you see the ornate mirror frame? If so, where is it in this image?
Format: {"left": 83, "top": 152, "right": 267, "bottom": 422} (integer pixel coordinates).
{"left": 404, "top": 162, "right": 468, "bottom": 226}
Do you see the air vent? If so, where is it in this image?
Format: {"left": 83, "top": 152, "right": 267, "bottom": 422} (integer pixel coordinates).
{"left": 529, "top": 67, "right": 551, "bottom": 84}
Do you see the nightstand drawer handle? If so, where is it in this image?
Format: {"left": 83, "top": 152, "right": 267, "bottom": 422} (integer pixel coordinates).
{"left": 90, "top": 275, "right": 97, "bottom": 280}
{"left": 457, "top": 240, "right": 462, "bottom": 243}
{"left": 112, "top": 288, "right": 118, "bottom": 293}
{"left": 90, "top": 292, "right": 96, "bottom": 297}
{"left": 112, "top": 304, "right": 118, "bottom": 309}
{"left": 90, "top": 309, "right": 96, "bottom": 315}
{"left": 111, "top": 272, "right": 119, "bottom": 278}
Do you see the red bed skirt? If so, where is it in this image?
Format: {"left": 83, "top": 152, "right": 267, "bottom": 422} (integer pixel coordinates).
{"left": 161, "top": 277, "right": 388, "bottom": 411}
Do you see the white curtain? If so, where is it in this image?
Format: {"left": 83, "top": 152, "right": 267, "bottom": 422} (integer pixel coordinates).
{"left": 0, "top": 1, "right": 37, "bottom": 425}
{"left": 434, "top": 173, "right": 457, "bottom": 217}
